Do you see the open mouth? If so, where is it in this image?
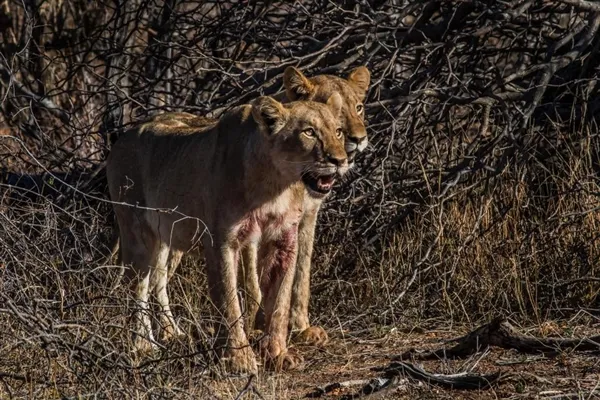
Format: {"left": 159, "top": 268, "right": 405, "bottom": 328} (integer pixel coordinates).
{"left": 302, "top": 174, "right": 336, "bottom": 197}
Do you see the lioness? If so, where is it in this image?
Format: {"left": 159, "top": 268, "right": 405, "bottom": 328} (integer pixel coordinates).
{"left": 268, "top": 66, "right": 370, "bottom": 343}
{"left": 106, "top": 95, "right": 348, "bottom": 372}
{"left": 242, "top": 66, "right": 370, "bottom": 343}
{"left": 106, "top": 66, "right": 370, "bottom": 345}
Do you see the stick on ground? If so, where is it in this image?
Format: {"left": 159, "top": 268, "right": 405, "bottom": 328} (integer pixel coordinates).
{"left": 305, "top": 361, "right": 502, "bottom": 398}
{"left": 400, "top": 316, "right": 600, "bottom": 360}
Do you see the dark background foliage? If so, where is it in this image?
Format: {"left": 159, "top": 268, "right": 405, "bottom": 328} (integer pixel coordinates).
{"left": 1, "top": 0, "right": 600, "bottom": 397}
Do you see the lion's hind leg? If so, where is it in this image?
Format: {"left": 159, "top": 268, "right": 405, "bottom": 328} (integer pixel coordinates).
{"left": 118, "top": 221, "right": 161, "bottom": 354}
{"left": 150, "top": 243, "right": 184, "bottom": 342}
{"left": 166, "top": 249, "right": 184, "bottom": 283}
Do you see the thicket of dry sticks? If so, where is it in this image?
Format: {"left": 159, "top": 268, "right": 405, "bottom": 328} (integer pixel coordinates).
{"left": 1, "top": 0, "right": 600, "bottom": 397}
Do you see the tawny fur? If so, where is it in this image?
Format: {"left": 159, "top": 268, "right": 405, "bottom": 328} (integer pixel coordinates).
{"left": 105, "top": 66, "right": 371, "bottom": 346}
{"left": 106, "top": 95, "right": 348, "bottom": 373}
{"left": 280, "top": 67, "right": 370, "bottom": 340}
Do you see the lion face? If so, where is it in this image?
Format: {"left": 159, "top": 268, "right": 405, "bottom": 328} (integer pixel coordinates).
{"left": 252, "top": 94, "right": 348, "bottom": 199}
{"left": 283, "top": 66, "right": 370, "bottom": 166}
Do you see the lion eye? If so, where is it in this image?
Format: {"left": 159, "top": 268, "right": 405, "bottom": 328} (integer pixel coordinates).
{"left": 335, "top": 128, "right": 344, "bottom": 138}
{"left": 356, "top": 104, "right": 364, "bottom": 114}
{"left": 302, "top": 128, "right": 316, "bottom": 138}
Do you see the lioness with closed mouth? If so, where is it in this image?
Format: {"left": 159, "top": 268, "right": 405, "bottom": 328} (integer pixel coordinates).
{"left": 106, "top": 94, "right": 348, "bottom": 372}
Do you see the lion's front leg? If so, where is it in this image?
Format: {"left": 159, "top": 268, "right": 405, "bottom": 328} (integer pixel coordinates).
{"left": 258, "top": 228, "right": 304, "bottom": 370}
{"left": 289, "top": 205, "right": 329, "bottom": 347}
{"left": 240, "top": 242, "right": 262, "bottom": 334}
{"left": 204, "top": 242, "right": 257, "bottom": 374}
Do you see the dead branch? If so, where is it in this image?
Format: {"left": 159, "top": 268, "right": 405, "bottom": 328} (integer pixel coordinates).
{"left": 380, "top": 361, "right": 502, "bottom": 389}
{"left": 0, "top": 64, "right": 71, "bottom": 125}
{"left": 305, "top": 361, "right": 502, "bottom": 399}
{"left": 234, "top": 374, "right": 264, "bottom": 400}
{"left": 305, "top": 379, "right": 375, "bottom": 398}
{"left": 401, "top": 317, "right": 600, "bottom": 360}
{"left": 2, "top": 0, "right": 600, "bottom": 396}
{"left": 544, "top": 389, "right": 600, "bottom": 399}
{"left": 558, "top": 0, "right": 600, "bottom": 12}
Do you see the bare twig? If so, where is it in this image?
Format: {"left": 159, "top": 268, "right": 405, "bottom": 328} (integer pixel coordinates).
{"left": 401, "top": 317, "right": 600, "bottom": 360}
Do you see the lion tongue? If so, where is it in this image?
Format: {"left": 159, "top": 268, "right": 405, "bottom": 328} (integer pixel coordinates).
{"left": 317, "top": 176, "right": 335, "bottom": 191}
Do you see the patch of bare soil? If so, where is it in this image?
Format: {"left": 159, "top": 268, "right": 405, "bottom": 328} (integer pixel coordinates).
{"left": 206, "top": 320, "right": 600, "bottom": 399}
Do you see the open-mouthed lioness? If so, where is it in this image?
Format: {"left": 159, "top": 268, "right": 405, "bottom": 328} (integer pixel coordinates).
{"left": 106, "top": 94, "right": 348, "bottom": 373}
{"left": 246, "top": 66, "right": 371, "bottom": 345}
{"left": 105, "top": 66, "right": 370, "bottom": 347}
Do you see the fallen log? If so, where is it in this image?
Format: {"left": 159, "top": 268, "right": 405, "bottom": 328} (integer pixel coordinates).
{"left": 400, "top": 316, "right": 600, "bottom": 360}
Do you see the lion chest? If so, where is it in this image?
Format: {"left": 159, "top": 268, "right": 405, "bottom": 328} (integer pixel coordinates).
{"left": 233, "top": 192, "right": 303, "bottom": 247}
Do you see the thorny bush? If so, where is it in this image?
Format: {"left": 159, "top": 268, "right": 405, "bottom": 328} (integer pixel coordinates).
{"left": 1, "top": 0, "right": 600, "bottom": 397}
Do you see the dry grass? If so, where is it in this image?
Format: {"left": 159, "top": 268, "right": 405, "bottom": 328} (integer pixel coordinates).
{"left": 3, "top": 286, "right": 598, "bottom": 400}
{"left": 2, "top": 0, "right": 600, "bottom": 398}
{"left": 1, "top": 182, "right": 599, "bottom": 398}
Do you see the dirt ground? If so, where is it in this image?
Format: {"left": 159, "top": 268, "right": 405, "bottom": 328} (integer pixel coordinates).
{"left": 204, "top": 321, "right": 600, "bottom": 399}
{"left": 0, "top": 304, "right": 599, "bottom": 398}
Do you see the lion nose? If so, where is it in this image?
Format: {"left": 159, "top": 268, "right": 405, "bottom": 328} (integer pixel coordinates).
{"left": 355, "top": 136, "right": 367, "bottom": 145}
{"left": 326, "top": 152, "right": 347, "bottom": 166}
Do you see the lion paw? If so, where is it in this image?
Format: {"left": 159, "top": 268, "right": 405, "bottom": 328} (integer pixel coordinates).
{"left": 222, "top": 346, "right": 258, "bottom": 375}
{"left": 267, "top": 348, "right": 304, "bottom": 371}
{"left": 160, "top": 322, "right": 185, "bottom": 342}
{"left": 133, "top": 336, "right": 158, "bottom": 355}
{"left": 292, "top": 326, "right": 329, "bottom": 347}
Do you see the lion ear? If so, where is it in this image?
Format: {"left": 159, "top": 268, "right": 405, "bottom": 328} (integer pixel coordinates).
{"left": 283, "top": 66, "right": 315, "bottom": 101}
{"left": 326, "top": 92, "right": 343, "bottom": 118}
{"left": 252, "top": 96, "right": 288, "bottom": 135}
{"left": 347, "top": 66, "right": 370, "bottom": 98}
